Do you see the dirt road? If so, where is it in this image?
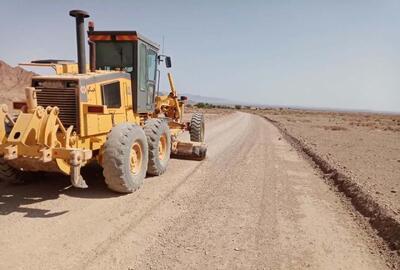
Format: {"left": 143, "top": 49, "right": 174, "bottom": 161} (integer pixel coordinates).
{"left": 0, "top": 112, "right": 390, "bottom": 269}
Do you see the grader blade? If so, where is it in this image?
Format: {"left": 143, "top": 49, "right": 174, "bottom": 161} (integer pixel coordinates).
{"left": 171, "top": 141, "right": 207, "bottom": 161}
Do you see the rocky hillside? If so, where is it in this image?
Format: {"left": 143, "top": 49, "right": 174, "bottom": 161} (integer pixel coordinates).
{"left": 0, "top": 60, "right": 34, "bottom": 106}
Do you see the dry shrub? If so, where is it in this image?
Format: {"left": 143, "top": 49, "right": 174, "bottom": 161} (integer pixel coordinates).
{"left": 323, "top": 125, "right": 348, "bottom": 131}
{"left": 383, "top": 126, "right": 400, "bottom": 132}
{"left": 363, "top": 122, "right": 375, "bottom": 127}
{"left": 299, "top": 119, "right": 312, "bottom": 123}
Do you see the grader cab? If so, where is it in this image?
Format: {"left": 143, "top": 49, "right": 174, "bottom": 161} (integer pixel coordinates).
{"left": 0, "top": 10, "right": 206, "bottom": 193}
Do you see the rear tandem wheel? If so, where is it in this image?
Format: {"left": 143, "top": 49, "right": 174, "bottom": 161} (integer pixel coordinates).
{"left": 144, "top": 119, "right": 171, "bottom": 176}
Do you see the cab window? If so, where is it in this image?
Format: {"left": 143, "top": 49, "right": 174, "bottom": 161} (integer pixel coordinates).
{"left": 96, "top": 42, "right": 134, "bottom": 73}
{"left": 147, "top": 50, "right": 157, "bottom": 81}
{"left": 101, "top": 82, "right": 121, "bottom": 108}
{"left": 139, "top": 44, "right": 147, "bottom": 91}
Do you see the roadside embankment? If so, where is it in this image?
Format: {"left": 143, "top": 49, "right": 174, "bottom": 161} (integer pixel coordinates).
{"left": 252, "top": 108, "right": 400, "bottom": 252}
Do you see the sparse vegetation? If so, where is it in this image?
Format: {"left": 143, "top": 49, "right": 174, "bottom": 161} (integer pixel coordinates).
{"left": 194, "top": 102, "right": 215, "bottom": 109}
{"left": 194, "top": 103, "right": 236, "bottom": 110}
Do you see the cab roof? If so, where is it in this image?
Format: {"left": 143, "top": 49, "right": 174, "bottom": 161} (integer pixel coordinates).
{"left": 88, "top": 30, "right": 160, "bottom": 51}
{"left": 32, "top": 71, "right": 131, "bottom": 85}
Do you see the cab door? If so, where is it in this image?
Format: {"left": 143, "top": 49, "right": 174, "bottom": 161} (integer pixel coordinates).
{"left": 138, "top": 43, "right": 157, "bottom": 112}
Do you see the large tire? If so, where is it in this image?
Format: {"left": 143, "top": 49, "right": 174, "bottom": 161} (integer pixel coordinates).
{"left": 0, "top": 158, "right": 23, "bottom": 184}
{"left": 144, "top": 119, "right": 171, "bottom": 176}
{"left": 102, "top": 124, "right": 148, "bottom": 193}
{"left": 190, "top": 113, "right": 205, "bottom": 142}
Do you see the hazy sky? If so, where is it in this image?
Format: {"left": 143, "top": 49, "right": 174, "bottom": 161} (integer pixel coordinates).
{"left": 1, "top": 0, "right": 399, "bottom": 112}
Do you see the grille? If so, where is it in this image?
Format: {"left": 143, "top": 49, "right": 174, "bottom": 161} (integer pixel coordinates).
{"left": 36, "top": 87, "right": 79, "bottom": 133}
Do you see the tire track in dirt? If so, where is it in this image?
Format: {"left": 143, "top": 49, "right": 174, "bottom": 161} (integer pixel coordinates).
{"left": 86, "top": 113, "right": 390, "bottom": 270}
{"left": 80, "top": 112, "right": 253, "bottom": 269}
{"left": 0, "top": 112, "right": 392, "bottom": 270}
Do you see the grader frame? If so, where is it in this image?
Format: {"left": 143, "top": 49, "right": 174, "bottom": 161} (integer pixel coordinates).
{"left": 0, "top": 10, "right": 206, "bottom": 192}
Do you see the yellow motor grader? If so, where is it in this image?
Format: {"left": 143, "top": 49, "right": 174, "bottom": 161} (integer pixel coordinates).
{"left": 0, "top": 10, "right": 206, "bottom": 193}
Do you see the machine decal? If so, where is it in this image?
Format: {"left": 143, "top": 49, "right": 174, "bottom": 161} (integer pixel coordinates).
{"left": 80, "top": 86, "right": 88, "bottom": 102}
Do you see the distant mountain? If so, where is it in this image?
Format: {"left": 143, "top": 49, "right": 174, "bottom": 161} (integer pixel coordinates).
{"left": 0, "top": 60, "right": 34, "bottom": 105}
{"left": 0, "top": 59, "right": 265, "bottom": 109}
{"left": 0, "top": 60, "right": 238, "bottom": 107}
{"left": 181, "top": 93, "right": 236, "bottom": 105}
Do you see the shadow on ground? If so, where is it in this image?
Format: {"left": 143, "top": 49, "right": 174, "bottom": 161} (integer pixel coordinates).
{"left": 0, "top": 163, "right": 122, "bottom": 218}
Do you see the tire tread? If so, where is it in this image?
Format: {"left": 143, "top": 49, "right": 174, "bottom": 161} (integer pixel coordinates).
{"left": 144, "top": 119, "right": 171, "bottom": 176}
{"left": 102, "top": 124, "right": 148, "bottom": 193}
{"left": 190, "top": 113, "right": 205, "bottom": 142}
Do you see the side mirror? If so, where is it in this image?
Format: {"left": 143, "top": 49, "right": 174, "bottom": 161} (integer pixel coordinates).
{"left": 165, "top": 56, "right": 172, "bottom": 68}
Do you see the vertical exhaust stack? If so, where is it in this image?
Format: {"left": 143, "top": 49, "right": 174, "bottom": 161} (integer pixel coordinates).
{"left": 88, "top": 21, "right": 96, "bottom": 72}
{"left": 69, "top": 10, "right": 90, "bottom": 74}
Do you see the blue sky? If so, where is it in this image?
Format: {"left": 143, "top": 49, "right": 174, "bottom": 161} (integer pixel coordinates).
{"left": 1, "top": 0, "right": 399, "bottom": 112}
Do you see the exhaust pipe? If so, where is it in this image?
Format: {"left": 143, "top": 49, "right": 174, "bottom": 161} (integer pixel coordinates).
{"left": 69, "top": 10, "right": 89, "bottom": 74}
{"left": 88, "top": 21, "right": 96, "bottom": 72}
{"left": 88, "top": 40, "right": 96, "bottom": 72}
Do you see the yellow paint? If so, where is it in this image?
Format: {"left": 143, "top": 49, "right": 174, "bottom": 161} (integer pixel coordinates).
{"left": 1, "top": 68, "right": 188, "bottom": 176}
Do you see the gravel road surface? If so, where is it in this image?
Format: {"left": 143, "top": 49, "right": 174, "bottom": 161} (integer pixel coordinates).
{"left": 0, "top": 112, "right": 390, "bottom": 269}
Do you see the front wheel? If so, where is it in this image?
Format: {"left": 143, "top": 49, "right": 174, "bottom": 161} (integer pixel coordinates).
{"left": 190, "top": 113, "right": 205, "bottom": 142}
{"left": 102, "top": 124, "right": 148, "bottom": 193}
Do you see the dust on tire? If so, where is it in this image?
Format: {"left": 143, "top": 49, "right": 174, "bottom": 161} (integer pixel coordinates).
{"left": 102, "top": 124, "right": 148, "bottom": 193}
{"left": 144, "top": 119, "right": 171, "bottom": 176}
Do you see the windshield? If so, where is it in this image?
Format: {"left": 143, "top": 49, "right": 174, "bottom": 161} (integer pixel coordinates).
{"left": 95, "top": 41, "right": 134, "bottom": 72}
